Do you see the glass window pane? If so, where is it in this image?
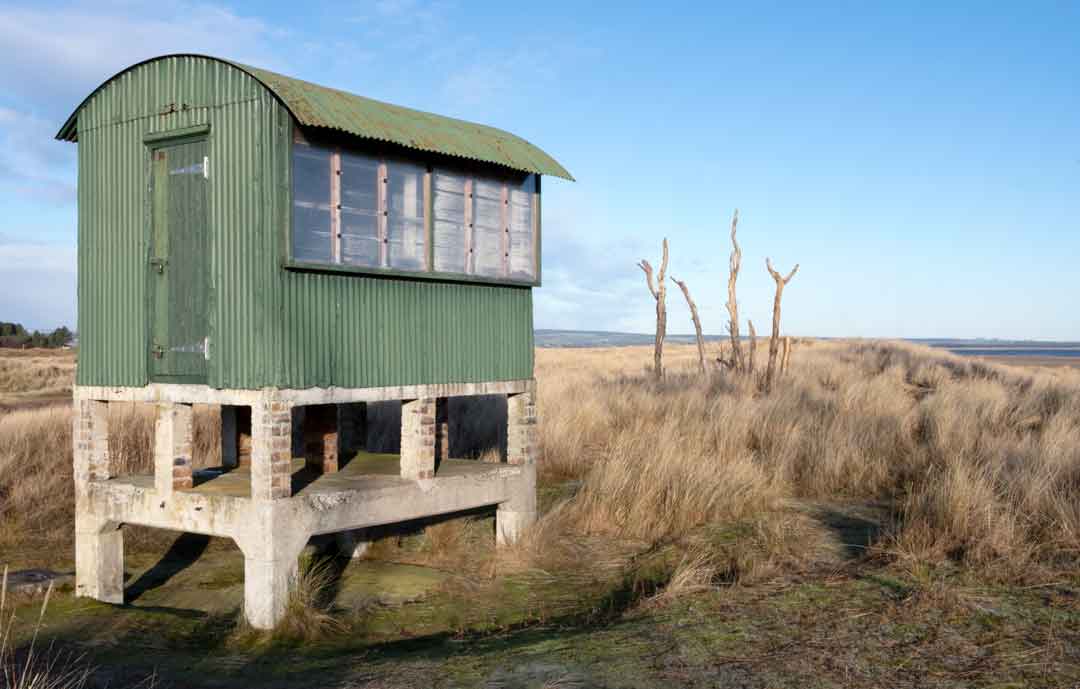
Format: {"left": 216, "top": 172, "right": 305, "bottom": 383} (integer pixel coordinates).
{"left": 387, "top": 160, "right": 426, "bottom": 271}
{"left": 508, "top": 174, "right": 535, "bottom": 280}
{"left": 433, "top": 171, "right": 467, "bottom": 274}
{"left": 292, "top": 144, "right": 332, "bottom": 263}
{"left": 340, "top": 151, "right": 379, "bottom": 267}
{"left": 472, "top": 175, "right": 504, "bottom": 277}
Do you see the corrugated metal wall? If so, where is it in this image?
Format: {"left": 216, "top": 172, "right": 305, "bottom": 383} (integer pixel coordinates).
{"left": 76, "top": 55, "right": 534, "bottom": 390}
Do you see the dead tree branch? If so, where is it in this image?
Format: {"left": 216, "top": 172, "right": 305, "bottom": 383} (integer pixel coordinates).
{"left": 765, "top": 258, "right": 799, "bottom": 391}
{"left": 724, "top": 210, "right": 744, "bottom": 373}
{"left": 672, "top": 276, "right": 706, "bottom": 374}
{"left": 747, "top": 320, "right": 757, "bottom": 375}
{"left": 637, "top": 239, "right": 669, "bottom": 379}
{"left": 781, "top": 336, "right": 792, "bottom": 374}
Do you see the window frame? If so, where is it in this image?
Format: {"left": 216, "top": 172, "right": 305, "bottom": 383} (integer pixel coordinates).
{"left": 285, "top": 126, "right": 541, "bottom": 287}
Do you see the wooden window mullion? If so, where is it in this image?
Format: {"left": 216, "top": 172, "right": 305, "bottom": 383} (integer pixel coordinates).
{"left": 378, "top": 161, "right": 388, "bottom": 268}
{"left": 500, "top": 183, "right": 509, "bottom": 278}
{"left": 330, "top": 148, "right": 342, "bottom": 263}
{"left": 464, "top": 177, "right": 474, "bottom": 275}
{"left": 423, "top": 168, "right": 433, "bottom": 271}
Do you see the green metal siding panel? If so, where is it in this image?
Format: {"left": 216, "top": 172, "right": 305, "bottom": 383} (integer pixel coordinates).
{"left": 280, "top": 274, "right": 533, "bottom": 389}
{"left": 75, "top": 55, "right": 278, "bottom": 388}
{"left": 72, "top": 55, "right": 534, "bottom": 391}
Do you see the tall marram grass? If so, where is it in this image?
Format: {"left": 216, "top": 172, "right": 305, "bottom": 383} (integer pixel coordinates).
{"left": 1, "top": 341, "right": 1078, "bottom": 580}
{"left": 536, "top": 341, "right": 1080, "bottom": 577}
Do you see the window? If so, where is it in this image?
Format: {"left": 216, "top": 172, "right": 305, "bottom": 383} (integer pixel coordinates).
{"left": 431, "top": 170, "right": 537, "bottom": 280}
{"left": 292, "top": 137, "right": 538, "bottom": 283}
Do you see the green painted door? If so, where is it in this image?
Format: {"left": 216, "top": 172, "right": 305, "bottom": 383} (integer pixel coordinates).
{"left": 149, "top": 139, "right": 209, "bottom": 383}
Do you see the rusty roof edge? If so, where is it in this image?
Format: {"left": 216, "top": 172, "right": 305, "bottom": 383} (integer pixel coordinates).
{"left": 55, "top": 53, "right": 575, "bottom": 182}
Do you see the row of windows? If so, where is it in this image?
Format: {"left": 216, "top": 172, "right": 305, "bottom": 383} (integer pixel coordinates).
{"left": 292, "top": 141, "right": 537, "bottom": 282}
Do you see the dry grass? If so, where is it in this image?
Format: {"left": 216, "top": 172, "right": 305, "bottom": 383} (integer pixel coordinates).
{"left": 0, "top": 403, "right": 220, "bottom": 558}
{"left": 535, "top": 341, "right": 1080, "bottom": 579}
{"left": 0, "top": 350, "right": 75, "bottom": 397}
{"left": 1, "top": 340, "right": 1078, "bottom": 590}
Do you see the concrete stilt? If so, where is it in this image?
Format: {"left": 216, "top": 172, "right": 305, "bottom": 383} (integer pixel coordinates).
{"left": 237, "top": 512, "right": 310, "bottom": 630}
{"left": 400, "top": 398, "right": 436, "bottom": 480}
{"left": 74, "top": 515, "right": 124, "bottom": 604}
{"left": 498, "top": 388, "right": 538, "bottom": 545}
{"left": 154, "top": 402, "right": 194, "bottom": 495}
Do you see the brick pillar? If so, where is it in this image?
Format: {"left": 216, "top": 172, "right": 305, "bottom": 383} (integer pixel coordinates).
{"left": 251, "top": 394, "right": 293, "bottom": 500}
{"left": 154, "top": 402, "right": 194, "bottom": 495}
{"left": 506, "top": 389, "right": 537, "bottom": 466}
{"left": 303, "top": 404, "right": 339, "bottom": 474}
{"left": 434, "top": 397, "right": 449, "bottom": 467}
{"left": 400, "top": 397, "right": 436, "bottom": 479}
{"left": 338, "top": 402, "right": 367, "bottom": 460}
{"left": 73, "top": 398, "right": 111, "bottom": 485}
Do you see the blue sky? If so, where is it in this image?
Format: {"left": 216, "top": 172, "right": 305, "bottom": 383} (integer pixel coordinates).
{"left": 1, "top": 1, "right": 1077, "bottom": 339}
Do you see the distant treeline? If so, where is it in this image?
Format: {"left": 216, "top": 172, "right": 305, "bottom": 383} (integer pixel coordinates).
{"left": 0, "top": 322, "right": 74, "bottom": 348}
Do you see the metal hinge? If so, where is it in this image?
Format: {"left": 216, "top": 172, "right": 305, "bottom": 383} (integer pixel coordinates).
{"left": 149, "top": 257, "right": 168, "bottom": 274}
{"left": 203, "top": 156, "right": 209, "bottom": 179}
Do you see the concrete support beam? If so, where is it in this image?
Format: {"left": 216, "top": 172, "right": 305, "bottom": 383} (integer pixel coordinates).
{"left": 154, "top": 402, "right": 194, "bottom": 495}
{"left": 303, "top": 404, "right": 339, "bottom": 474}
{"left": 337, "top": 402, "right": 367, "bottom": 461}
{"left": 400, "top": 397, "right": 436, "bottom": 480}
{"left": 435, "top": 397, "right": 449, "bottom": 468}
{"left": 74, "top": 514, "right": 123, "bottom": 604}
{"left": 506, "top": 388, "right": 537, "bottom": 466}
{"left": 251, "top": 393, "right": 293, "bottom": 501}
{"left": 73, "top": 398, "right": 111, "bottom": 484}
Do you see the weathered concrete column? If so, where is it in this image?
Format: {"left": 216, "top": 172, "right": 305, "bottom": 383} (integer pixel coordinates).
{"left": 154, "top": 402, "right": 194, "bottom": 496}
{"left": 400, "top": 398, "right": 436, "bottom": 480}
{"left": 73, "top": 398, "right": 111, "bottom": 485}
{"left": 435, "top": 397, "right": 449, "bottom": 467}
{"left": 498, "top": 385, "right": 538, "bottom": 545}
{"left": 74, "top": 513, "right": 124, "bottom": 604}
{"left": 251, "top": 393, "right": 293, "bottom": 501}
{"left": 338, "top": 402, "right": 367, "bottom": 460}
{"left": 236, "top": 504, "right": 310, "bottom": 629}
{"left": 303, "top": 404, "right": 339, "bottom": 474}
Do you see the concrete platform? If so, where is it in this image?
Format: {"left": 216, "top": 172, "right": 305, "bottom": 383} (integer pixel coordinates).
{"left": 112, "top": 452, "right": 509, "bottom": 500}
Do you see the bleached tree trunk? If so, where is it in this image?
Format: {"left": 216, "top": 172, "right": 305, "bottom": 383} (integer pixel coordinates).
{"left": 747, "top": 320, "right": 757, "bottom": 375}
{"left": 637, "top": 239, "right": 669, "bottom": 379}
{"left": 724, "top": 210, "right": 744, "bottom": 373}
{"left": 781, "top": 336, "right": 792, "bottom": 374}
{"left": 765, "top": 258, "right": 799, "bottom": 392}
{"left": 672, "top": 276, "right": 706, "bottom": 375}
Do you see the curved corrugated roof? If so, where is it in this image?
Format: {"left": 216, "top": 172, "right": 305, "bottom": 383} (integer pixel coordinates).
{"left": 56, "top": 54, "right": 574, "bottom": 181}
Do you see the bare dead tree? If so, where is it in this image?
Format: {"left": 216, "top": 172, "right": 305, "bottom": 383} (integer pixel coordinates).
{"left": 747, "top": 320, "right": 757, "bottom": 375}
{"left": 637, "top": 239, "right": 669, "bottom": 379}
{"left": 781, "top": 336, "right": 792, "bottom": 374}
{"left": 724, "top": 210, "right": 744, "bottom": 372}
{"left": 765, "top": 258, "right": 799, "bottom": 391}
{"left": 671, "top": 276, "right": 706, "bottom": 375}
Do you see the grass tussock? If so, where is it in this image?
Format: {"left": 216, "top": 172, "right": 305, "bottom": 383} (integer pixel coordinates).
{"left": 535, "top": 341, "right": 1080, "bottom": 581}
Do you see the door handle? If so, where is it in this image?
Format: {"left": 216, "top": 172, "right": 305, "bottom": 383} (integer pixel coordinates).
{"left": 152, "top": 344, "right": 166, "bottom": 359}
{"left": 150, "top": 257, "right": 168, "bottom": 274}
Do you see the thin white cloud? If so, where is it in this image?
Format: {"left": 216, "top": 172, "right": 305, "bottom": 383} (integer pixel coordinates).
{"left": 0, "top": 241, "right": 76, "bottom": 328}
